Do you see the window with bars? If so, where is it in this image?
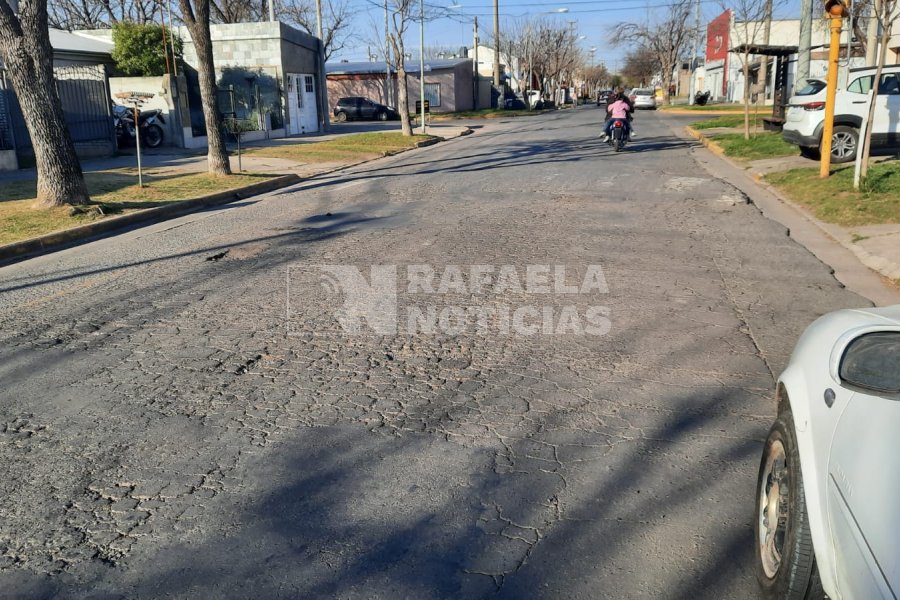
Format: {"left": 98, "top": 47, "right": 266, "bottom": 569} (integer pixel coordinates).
{"left": 424, "top": 83, "right": 441, "bottom": 108}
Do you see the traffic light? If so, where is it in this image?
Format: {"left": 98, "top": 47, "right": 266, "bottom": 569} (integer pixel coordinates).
{"left": 824, "top": 0, "right": 847, "bottom": 17}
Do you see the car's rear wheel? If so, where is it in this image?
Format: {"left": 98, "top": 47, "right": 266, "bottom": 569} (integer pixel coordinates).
{"left": 830, "top": 125, "right": 858, "bottom": 163}
{"left": 334, "top": 111, "right": 348, "bottom": 123}
{"left": 755, "top": 409, "right": 822, "bottom": 599}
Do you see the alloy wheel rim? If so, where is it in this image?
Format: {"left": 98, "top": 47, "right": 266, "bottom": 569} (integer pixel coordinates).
{"left": 832, "top": 132, "right": 856, "bottom": 159}
{"left": 758, "top": 439, "right": 789, "bottom": 579}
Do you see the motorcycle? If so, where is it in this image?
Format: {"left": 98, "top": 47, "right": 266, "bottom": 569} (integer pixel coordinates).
{"left": 113, "top": 104, "right": 165, "bottom": 149}
{"left": 608, "top": 118, "right": 628, "bottom": 152}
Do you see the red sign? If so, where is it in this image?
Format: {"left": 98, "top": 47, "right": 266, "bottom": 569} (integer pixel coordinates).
{"left": 706, "top": 10, "right": 731, "bottom": 95}
{"left": 706, "top": 10, "right": 731, "bottom": 63}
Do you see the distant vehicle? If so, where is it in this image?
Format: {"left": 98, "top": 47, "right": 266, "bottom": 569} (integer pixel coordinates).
{"left": 754, "top": 304, "right": 900, "bottom": 600}
{"left": 596, "top": 90, "right": 613, "bottom": 106}
{"left": 631, "top": 88, "right": 657, "bottom": 110}
{"left": 332, "top": 97, "right": 399, "bottom": 122}
{"left": 782, "top": 65, "right": 900, "bottom": 163}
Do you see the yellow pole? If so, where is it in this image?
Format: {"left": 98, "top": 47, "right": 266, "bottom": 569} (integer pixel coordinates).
{"left": 820, "top": 11, "right": 844, "bottom": 177}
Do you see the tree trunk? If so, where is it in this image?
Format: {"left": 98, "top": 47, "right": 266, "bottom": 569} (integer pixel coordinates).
{"left": 860, "top": 23, "right": 893, "bottom": 180}
{"left": 179, "top": 0, "right": 231, "bottom": 175}
{"left": 397, "top": 66, "right": 412, "bottom": 136}
{"left": 0, "top": 0, "right": 90, "bottom": 207}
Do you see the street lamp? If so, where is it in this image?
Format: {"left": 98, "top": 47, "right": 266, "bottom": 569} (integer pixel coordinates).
{"left": 420, "top": 0, "right": 427, "bottom": 134}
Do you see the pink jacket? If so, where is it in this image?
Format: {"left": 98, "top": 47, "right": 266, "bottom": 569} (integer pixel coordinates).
{"left": 608, "top": 99, "right": 630, "bottom": 119}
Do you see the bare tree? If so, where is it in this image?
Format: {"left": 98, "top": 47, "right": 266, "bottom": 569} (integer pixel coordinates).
{"left": 727, "top": 0, "right": 786, "bottom": 138}
{"left": 209, "top": 0, "right": 258, "bottom": 23}
{"left": 278, "top": 0, "right": 354, "bottom": 60}
{"left": 490, "top": 19, "right": 582, "bottom": 97}
{"left": 177, "top": 0, "right": 231, "bottom": 174}
{"left": 0, "top": 0, "right": 90, "bottom": 206}
{"left": 385, "top": 0, "right": 416, "bottom": 136}
{"left": 621, "top": 46, "right": 659, "bottom": 88}
{"left": 613, "top": 0, "right": 693, "bottom": 105}
{"left": 858, "top": 0, "right": 899, "bottom": 183}
{"left": 48, "top": 0, "right": 162, "bottom": 29}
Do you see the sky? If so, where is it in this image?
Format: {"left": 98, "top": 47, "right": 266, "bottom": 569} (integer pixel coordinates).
{"left": 330, "top": 0, "right": 802, "bottom": 74}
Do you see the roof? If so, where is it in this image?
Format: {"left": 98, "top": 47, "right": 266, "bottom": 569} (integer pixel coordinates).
{"left": 327, "top": 58, "right": 471, "bottom": 75}
{"left": 729, "top": 43, "right": 798, "bottom": 56}
{"left": 49, "top": 29, "right": 114, "bottom": 56}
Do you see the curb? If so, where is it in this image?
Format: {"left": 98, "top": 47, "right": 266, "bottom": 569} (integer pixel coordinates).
{"left": 0, "top": 174, "right": 300, "bottom": 263}
{"left": 0, "top": 128, "right": 475, "bottom": 264}
{"left": 685, "top": 125, "right": 900, "bottom": 282}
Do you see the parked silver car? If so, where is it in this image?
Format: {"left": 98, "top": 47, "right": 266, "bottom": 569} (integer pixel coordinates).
{"left": 630, "top": 88, "right": 657, "bottom": 110}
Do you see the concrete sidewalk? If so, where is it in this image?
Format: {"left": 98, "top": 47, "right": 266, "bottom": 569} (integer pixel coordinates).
{"left": 0, "top": 123, "right": 473, "bottom": 182}
{"left": 686, "top": 125, "right": 900, "bottom": 286}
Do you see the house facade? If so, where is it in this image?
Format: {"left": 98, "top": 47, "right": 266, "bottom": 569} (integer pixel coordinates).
{"left": 0, "top": 29, "right": 116, "bottom": 171}
{"left": 326, "top": 59, "right": 477, "bottom": 114}
{"left": 703, "top": 11, "right": 869, "bottom": 103}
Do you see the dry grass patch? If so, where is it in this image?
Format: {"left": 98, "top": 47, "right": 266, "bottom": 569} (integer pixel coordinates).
{"left": 0, "top": 170, "right": 271, "bottom": 246}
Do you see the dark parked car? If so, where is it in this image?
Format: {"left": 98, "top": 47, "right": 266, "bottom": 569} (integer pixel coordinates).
{"left": 333, "top": 97, "right": 399, "bottom": 122}
{"left": 596, "top": 90, "right": 613, "bottom": 106}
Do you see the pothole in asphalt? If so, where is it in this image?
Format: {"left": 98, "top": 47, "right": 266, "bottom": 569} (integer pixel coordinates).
{"left": 206, "top": 250, "right": 229, "bottom": 262}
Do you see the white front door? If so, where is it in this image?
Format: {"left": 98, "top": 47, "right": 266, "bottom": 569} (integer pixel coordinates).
{"left": 300, "top": 75, "right": 318, "bottom": 134}
{"left": 286, "top": 74, "right": 319, "bottom": 135}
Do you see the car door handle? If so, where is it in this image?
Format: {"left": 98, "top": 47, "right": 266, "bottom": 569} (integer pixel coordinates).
{"left": 852, "top": 100, "right": 867, "bottom": 103}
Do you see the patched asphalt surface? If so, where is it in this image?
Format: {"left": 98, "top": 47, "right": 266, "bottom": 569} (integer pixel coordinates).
{"left": 0, "top": 107, "right": 864, "bottom": 598}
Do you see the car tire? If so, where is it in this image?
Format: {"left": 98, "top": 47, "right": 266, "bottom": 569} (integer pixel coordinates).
{"left": 334, "top": 111, "right": 348, "bottom": 123}
{"left": 755, "top": 409, "right": 822, "bottom": 600}
{"left": 799, "top": 146, "right": 821, "bottom": 160}
{"left": 377, "top": 111, "right": 388, "bottom": 121}
{"left": 830, "top": 125, "right": 858, "bottom": 163}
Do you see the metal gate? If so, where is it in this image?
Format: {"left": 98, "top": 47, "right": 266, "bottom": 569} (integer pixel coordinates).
{"left": 6, "top": 64, "right": 115, "bottom": 159}
{"left": 0, "top": 70, "right": 15, "bottom": 151}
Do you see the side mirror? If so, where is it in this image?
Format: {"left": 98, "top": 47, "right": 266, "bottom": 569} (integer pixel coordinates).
{"left": 839, "top": 331, "right": 900, "bottom": 393}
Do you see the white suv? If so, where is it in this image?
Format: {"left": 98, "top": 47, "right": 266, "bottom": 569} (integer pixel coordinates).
{"left": 782, "top": 65, "right": 900, "bottom": 163}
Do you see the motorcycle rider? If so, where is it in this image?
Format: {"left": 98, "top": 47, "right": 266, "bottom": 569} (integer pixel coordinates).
{"left": 599, "top": 90, "right": 635, "bottom": 141}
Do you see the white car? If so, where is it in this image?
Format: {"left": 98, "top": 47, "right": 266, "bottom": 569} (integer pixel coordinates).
{"left": 630, "top": 88, "right": 657, "bottom": 109}
{"left": 782, "top": 65, "right": 900, "bottom": 163}
{"left": 755, "top": 304, "right": 900, "bottom": 599}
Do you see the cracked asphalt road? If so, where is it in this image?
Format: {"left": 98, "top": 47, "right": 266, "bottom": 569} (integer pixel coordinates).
{"left": 0, "top": 107, "right": 865, "bottom": 599}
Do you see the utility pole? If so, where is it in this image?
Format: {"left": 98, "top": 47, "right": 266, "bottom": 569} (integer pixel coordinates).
{"left": 385, "top": 0, "right": 391, "bottom": 106}
{"left": 865, "top": 0, "right": 881, "bottom": 65}
{"left": 316, "top": 0, "right": 323, "bottom": 40}
{"left": 796, "top": 0, "right": 813, "bottom": 93}
{"left": 820, "top": 0, "right": 847, "bottom": 177}
{"left": 473, "top": 16, "right": 479, "bottom": 109}
{"left": 269, "top": 0, "right": 275, "bottom": 21}
{"left": 758, "top": 0, "right": 773, "bottom": 102}
{"left": 492, "top": 0, "right": 500, "bottom": 87}
{"left": 688, "top": 0, "right": 701, "bottom": 104}
{"left": 420, "top": 0, "right": 426, "bottom": 134}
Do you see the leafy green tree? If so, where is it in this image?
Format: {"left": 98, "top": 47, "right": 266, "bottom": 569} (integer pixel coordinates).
{"left": 112, "top": 23, "right": 182, "bottom": 77}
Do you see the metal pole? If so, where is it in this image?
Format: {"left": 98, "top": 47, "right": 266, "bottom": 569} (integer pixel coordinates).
{"left": 167, "top": 0, "right": 178, "bottom": 76}
{"left": 385, "top": 0, "right": 391, "bottom": 106}
{"left": 689, "top": 0, "right": 701, "bottom": 104}
{"left": 492, "top": 0, "right": 500, "bottom": 87}
{"left": 316, "top": 0, "right": 323, "bottom": 40}
{"left": 420, "top": 0, "right": 426, "bottom": 134}
{"left": 473, "top": 16, "right": 479, "bottom": 109}
{"left": 796, "top": 0, "right": 813, "bottom": 93}
{"left": 134, "top": 105, "right": 143, "bottom": 188}
{"left": 269, "top": 0, "right": 276, "bottom": 21}
{"left": 820, "top": 15, "right": 843, "bottom": 178}
{"left": 159, "top": 0, "right": 171, "bottom": 75}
